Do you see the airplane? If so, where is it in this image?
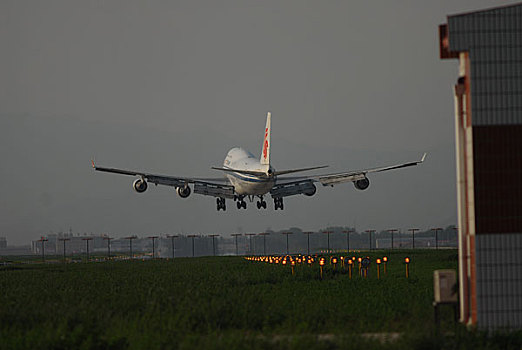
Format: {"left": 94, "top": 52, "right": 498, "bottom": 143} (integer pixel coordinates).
{"left": 92, "top": 112, "right": 426, "bottom": 211}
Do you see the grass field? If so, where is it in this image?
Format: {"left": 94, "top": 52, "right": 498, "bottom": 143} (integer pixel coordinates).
{"left": 1, "top": 250, "right": 521, "bottom": 349}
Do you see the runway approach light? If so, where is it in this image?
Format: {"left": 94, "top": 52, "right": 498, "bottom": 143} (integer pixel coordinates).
{"left": 347, "top": 259, "right": 353, "bottom": 279}
{"left": 319, "top": 257, "right": 326, "bottom": 280}
{"left": 331, "top": 257, "right": 338, "bottom": 270}
{"left": 376, "top": 259, "right": 382, "bottom": 279}
{"left": 361, "top": 257, "right": 371, "bottom": 279}
{"left": 291, "top": 260, "right": 296, "bottom": 275}
{"left": 383, "top": 256, "right": 388, "bottom": 274}
{"left": 404, "top": 257, "right": 411, "bottom": 278}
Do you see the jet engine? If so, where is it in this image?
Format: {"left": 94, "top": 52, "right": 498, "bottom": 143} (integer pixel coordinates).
{"left": 354, "top": 178, "right": 370, "bottom": 190}
{"left": 176, "top": 186, "right": 191, "bottom": 198}
{"left": 133, "top": 179, "right": 148, "bottom": 193}
{"left": 303, "top": 184, "right": 317, "bottom": 196}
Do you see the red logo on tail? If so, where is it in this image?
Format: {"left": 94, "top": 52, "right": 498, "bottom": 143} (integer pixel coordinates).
{"left": 263, "top": 128, "right": 269, "bottom": 160}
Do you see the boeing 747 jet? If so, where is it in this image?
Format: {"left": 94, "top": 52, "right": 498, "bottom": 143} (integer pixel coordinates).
{"left": 92, "top": 112, "right": 425, "bottom": 211}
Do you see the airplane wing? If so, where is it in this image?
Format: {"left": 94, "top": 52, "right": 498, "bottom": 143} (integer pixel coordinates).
{"left": 313, "top": 153, "right": 427, "bottom": 186}
{"left": 92, "top": 161, "right": 235, "bottom": 198}
{"left": 272, "top": 153, "right": 426, "bottom": 197}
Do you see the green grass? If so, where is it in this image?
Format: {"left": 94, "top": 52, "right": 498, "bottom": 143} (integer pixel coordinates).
{"left": 1, "top": 250, "right": 521, "bottom": 349}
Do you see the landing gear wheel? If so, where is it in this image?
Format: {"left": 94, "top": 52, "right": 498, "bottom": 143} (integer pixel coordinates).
{"left": 274, "top": 197, "right": 284, "bottom": 210}
{"left": 262, "top": 201, "right": 267, "bottom": 209}
{"left": 237, "top": 201, "right": 242, "bottom": 209}
{"left": 216, "top": 198, "right": 226, "bottom": 211}
{"left": 242, "top": 201, "right": 247, "bottom": 209}
{"left": 256, "top": 201, "right": 261, "bottom": 209}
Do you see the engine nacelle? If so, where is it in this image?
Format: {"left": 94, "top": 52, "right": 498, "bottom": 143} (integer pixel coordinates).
{"left": 303, "top": 184, "right": 317, "bottom": 196}
{"left": 176, "top": 186, "right": 191, "bottom": 198}
{"left": 133, "top": 179, "right": 148, "bottom": 193}
{"left": 354, "top": 178, "right": 370, "bottom": 190}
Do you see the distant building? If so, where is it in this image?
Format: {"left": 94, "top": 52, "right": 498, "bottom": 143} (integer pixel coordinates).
{"left": 0, "top": 237, "right": 6, "bottom": 249}
{"left": 440, "top": 4, "right": 522, "bottom": 330}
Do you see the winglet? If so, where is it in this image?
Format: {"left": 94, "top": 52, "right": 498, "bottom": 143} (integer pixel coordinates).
{"left": 420, "top": 153, "right": 427, "bottom": 163}
{"left": 91, "top": 158, "right": 96, "bottom": 169}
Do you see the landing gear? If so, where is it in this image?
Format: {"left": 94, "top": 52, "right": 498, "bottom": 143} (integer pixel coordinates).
{"left": 216, "top": 197, "right": 226, "bottom": 211}
{"left": 256, "top": 196, "right": 267, "bottom": 209}
{"left": 274, "top": 197, "right": 284, "bottom": 210}
{"left": 235, "top": 196, "right": 247, "bottom": 209}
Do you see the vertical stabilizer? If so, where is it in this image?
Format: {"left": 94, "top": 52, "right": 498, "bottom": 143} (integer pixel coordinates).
{"left": 260, "top": 112, "right": 271, "bottom": 165}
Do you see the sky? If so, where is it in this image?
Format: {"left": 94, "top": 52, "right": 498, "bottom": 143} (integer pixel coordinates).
{"left": 1, "top": 0, "right": 518, "bottom": 245}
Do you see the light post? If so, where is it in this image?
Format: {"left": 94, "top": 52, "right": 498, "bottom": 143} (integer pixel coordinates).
{"left": 258, "top": 233, "right": 269, "bottom": 255}
{"left": 343, "top": 230, "right": 354, "bottom": 252}
{"left": 303, "top": 232, "right": 314, "bottom": 255}
{"left": 231, "top": 234, "right": 242, "bottom": 256}
{"left": 245, "top": 233, "right": 256, "bottom": 255}
{"left": 103, "top": 237, "right": 113, "bottom": 259}
{"left": 365, "top": 230, "right": 375, "bottom": 250}
{"left": 387, "top": 229, "right": 398, "bottom": 249}
{"left": 58, "top": 238, "right": 70, "bottom": 262}
{"left": 209, "top": 234, "right": 219, "bottom": 256}
{"left": 282, "top": 232, "right": 293, "bottom": 255}
{"left": 408, "top": 228, "right": 419, "bottom": 249}
{"left": 166, "top": 235, "right": 179, "bottom": 258}
{"left": 125, "top": 236, "right": 137, "bottom": 259}
{"left": 82, "top": 237, "right": 93, "bottom": 262}
{"left": 187, "top": 235, "right": 197, "bottom": 257}
{"left": 431, "top": 228, "right": 443, "bottom": 249}
{"left": 148, "top": 236, "right": 159, "bottom": 258}
{"left": 322, "top": 230, "right": 333, "bottom": 253}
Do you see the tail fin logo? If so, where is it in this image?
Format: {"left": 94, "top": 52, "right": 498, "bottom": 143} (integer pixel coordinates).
{"left": 263, "top": 128, "right": 269, "bottom": 160}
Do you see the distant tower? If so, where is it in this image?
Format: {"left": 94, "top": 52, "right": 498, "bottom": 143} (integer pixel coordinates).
{"left": 440, "top": 3, "right": 522, "bottom": 330}
{"left": 0, "top": 237, "right": 6, "bottom": 249}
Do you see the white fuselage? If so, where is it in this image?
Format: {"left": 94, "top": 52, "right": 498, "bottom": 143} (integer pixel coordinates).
{"left": 223, "top": 147, "right": 275, "bottom": 196}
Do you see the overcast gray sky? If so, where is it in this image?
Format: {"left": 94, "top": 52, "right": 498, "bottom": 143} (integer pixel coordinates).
{"left": 1, "top": 0, "right": 517, "bottom": 245}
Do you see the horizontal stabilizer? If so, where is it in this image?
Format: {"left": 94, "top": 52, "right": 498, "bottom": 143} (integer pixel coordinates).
{"left": 211, "top": 167, "right": 268, "bottom": 177}
{"left": 273, "top": 165, "right": 328, "bottom": 176}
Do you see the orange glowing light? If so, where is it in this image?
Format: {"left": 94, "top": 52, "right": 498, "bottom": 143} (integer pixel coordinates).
{"left": 376, "top": 259, "right": 381, "bottom": 264}
{"left": 383, "top": 256, "right": 388, "bottom": 262}
{"left": 405, "top": 257, "right": 410, "bottom": 263}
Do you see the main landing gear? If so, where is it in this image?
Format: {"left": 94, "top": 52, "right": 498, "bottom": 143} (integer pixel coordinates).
{"left": 235, "top": 196, "right": 247, "bottom": 209}
{"left": 233, "top": 195, "right": 268, "bottom": 210}
{"left": 256, "top": 196, "right": 267, "bottom": 210}
{"left": 216, "top": 197, "right": 226, "bottom": 211}
{"left": 274, "top": 197, "right": 284, "bottom": 210}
